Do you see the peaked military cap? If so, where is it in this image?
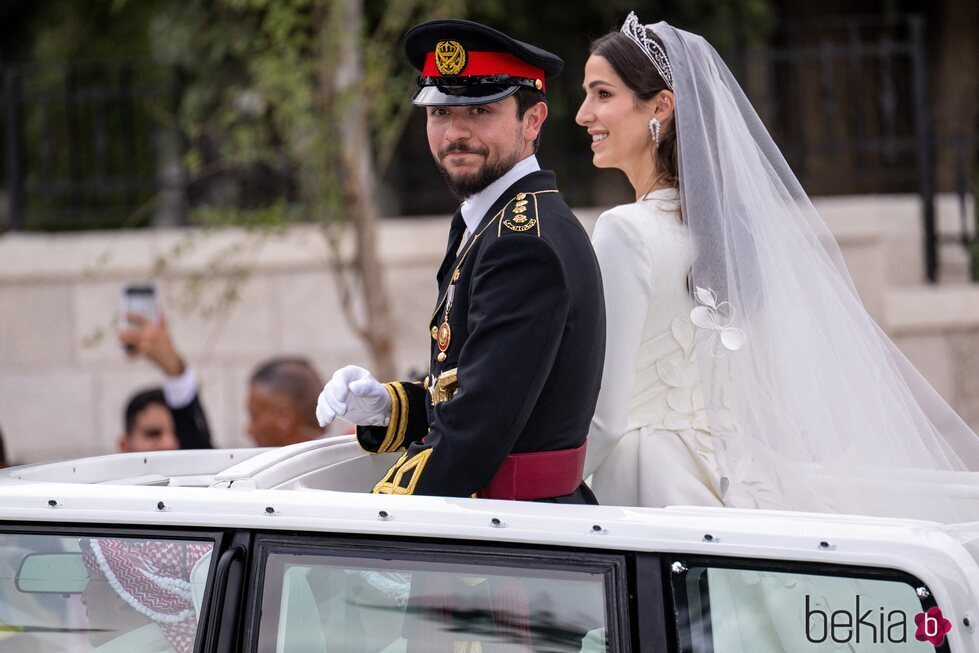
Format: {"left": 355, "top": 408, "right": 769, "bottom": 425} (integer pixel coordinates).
{"left": 404, "top": 19, "right": 564, "bottom": 106}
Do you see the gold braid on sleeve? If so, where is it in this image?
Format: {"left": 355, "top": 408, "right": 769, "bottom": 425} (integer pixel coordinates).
{"left": 376, "top": 382, "right": 409, "bottom": 453}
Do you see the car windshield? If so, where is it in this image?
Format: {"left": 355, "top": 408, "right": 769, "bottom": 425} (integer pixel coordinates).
{"left": 0, "top": 532, "right": 213, "bottom": 653}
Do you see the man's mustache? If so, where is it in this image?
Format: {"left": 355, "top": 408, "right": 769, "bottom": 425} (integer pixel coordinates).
{"left": 439, "top": 143, "right": 489, "bottom": 159}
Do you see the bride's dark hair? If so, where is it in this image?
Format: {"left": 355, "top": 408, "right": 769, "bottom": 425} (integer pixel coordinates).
{"left": 590, "top": 30, "right": 678, "bottom": 192}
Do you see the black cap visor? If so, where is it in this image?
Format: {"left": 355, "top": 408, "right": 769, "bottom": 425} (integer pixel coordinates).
{"left": 412, "top": 78, "right": 531, "bottom": 107}
{"left": 411, "top": 84, "right": 519, "bottom": 107}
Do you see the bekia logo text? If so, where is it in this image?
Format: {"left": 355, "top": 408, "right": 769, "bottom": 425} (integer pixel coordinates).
{"left": 806, "top": 595, "right": 952, "bottom": 646}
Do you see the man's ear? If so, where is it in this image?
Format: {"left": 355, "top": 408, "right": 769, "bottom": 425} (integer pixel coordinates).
{"left": 280, "top": 405, "right": 300, "bottom": 432}
{"left": 522, "top": 101, "right": 548, "bottom": 146}
{"left": 118, "top": 434, "right": 130, "bottom": 453}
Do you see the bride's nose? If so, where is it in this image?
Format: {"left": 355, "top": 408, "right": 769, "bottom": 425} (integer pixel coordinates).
{"left": 575, "top": 99, "right": 592, "bottom": 127}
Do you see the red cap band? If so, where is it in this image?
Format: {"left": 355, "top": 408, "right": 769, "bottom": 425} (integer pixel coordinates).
{"left": 422, "top": 51, "right": 545, "bottom": 91}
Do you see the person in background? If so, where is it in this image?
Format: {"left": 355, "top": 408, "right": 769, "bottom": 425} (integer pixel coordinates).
{"left": 247, "top": 357, "right": 327, "bottom": 447}
{"left": 81, "top": 538, "right": 211, "bottom": 652}
{"left": 119, "top": 304, "right": 328, "bottom": 450}
{"left": 118, "top": 313, "right": 212, "bottom": 451}
{"left": 119, "top": 389, "right": 181, "bottom": 453}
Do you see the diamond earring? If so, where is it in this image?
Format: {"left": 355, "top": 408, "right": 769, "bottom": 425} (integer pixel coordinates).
{"left": 648, "top": 117, "right": 661, "bottom": 148}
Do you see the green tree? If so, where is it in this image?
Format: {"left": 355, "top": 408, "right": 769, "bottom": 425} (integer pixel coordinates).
{"left": 149, "top": 0, "right": 462, "bottom": 379}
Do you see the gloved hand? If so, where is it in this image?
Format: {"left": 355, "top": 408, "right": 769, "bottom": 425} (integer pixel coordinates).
{"left": 316, "top": 365, "right": 391, "bottom": 427}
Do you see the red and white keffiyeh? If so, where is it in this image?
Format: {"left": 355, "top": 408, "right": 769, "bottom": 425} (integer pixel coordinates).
{"left": 82, "top": 539, "right": 211, "bottom": 653}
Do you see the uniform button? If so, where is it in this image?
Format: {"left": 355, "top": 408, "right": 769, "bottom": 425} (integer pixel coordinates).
{"left": 437, "top": 352, "right": 447, "bottom": 362}
{"left": 431, "top": 326, "right": 438, "bottom": 339}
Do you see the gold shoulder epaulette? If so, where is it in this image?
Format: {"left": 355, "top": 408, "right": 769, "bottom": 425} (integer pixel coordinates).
{"left": 497, "top": 189, "right": 557, "bottom": 236}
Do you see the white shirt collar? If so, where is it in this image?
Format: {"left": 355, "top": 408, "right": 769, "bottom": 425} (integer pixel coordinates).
{"left": 460, "top": 155, "right": 540, "bottom": 234}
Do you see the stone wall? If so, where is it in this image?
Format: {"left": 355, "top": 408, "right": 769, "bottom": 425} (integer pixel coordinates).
{"left": 0, "top": 194, "right": 976, "bottom": 463}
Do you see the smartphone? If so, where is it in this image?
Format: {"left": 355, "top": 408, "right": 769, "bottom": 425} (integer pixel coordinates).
{"left": 119, "top": 283, "right": 158, "bottom": 353}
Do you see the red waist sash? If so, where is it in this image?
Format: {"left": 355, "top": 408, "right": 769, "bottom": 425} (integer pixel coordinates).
{"left": 477, "top": 441, "right": 586, "bottom": 500}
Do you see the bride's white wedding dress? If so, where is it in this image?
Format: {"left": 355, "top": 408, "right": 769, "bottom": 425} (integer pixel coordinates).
{"left": 585, "top": 189, "right": 726, "bottom": 508}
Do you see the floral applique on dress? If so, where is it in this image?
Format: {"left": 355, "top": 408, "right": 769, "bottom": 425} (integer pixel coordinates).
{"left": 690, "top": 286, "right": 745, "bottom": 356}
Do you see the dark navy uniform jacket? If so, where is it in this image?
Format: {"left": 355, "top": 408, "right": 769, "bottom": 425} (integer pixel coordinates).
{"left": 358, "top": 170, "right": 605, "bottom": 503}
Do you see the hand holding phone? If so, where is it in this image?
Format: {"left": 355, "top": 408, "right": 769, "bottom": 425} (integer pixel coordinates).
{"left": 117, "top": 288, "right": 185, "bottom": 377}
{"left": 119, "top": 283, "right": 158, "bottom": 335}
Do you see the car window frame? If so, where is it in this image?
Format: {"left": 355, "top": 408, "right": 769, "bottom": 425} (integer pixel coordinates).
{"left": 665, "top": 554, "right": 952, "bottom": 653}
{"left": 242, "top": 533, "right": 635, "bottom": 653}
{"left": 632, "top": 552, "right": 676, "bottom": 651}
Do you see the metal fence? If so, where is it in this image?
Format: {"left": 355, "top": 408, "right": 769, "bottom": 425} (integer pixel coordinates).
{"left": 728, "top": 14, "right": 953, "bottom": 281}
{"left": 2, "top": 61, "right": 178, "bottom": 231}
{"left": 2, "top": 15, "right": 975, "bottom": 282}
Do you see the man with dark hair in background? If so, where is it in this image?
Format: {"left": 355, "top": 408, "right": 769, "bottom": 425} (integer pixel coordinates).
{"left": 118, "top": 313, "right": 212, "bottom": 452}
{"left": 247, "top": 357, "right": 327, "bottom": 447}
{"left": 119, "top": 389, "right": 182, "bottom": 453}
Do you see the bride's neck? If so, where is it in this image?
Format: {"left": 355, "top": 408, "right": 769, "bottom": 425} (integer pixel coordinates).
{"left": 636, "top": 178, "right": 672, "bottom": 200}
{"left": 626, "top": 152, "right": 668, "bottom": 200}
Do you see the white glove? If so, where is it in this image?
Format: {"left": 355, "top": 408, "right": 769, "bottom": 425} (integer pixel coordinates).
{"left": 316, "top": 365, "right": 391, "bottom": 427}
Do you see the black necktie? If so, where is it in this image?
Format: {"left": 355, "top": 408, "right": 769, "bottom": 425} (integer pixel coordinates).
{"left": 436, "top": 207, "right": 466, "bottom": 287}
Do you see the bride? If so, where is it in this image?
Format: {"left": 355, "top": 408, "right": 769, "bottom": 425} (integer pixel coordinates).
{"left": 577, "top": 13, "right": 979, "bottom": 521}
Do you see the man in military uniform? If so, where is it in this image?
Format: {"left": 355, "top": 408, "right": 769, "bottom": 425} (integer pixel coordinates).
{"left": 316, "top": 19, "right": 605, "bottom": 503}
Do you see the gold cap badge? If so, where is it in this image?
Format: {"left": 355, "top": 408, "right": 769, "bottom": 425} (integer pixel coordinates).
{"left": 435, "top": 40, "right": 467, "bottom": 76}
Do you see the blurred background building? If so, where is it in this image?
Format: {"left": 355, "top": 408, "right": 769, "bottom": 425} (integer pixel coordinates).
{"left": 0, "top": 0, "right": 976, "bottom": 461}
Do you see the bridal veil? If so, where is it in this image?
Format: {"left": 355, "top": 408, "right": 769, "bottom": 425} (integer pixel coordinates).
{"left": 644, "top": 19, "right": 979, "bottom": 521}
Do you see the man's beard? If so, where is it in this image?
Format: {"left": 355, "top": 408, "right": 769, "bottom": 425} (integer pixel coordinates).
{"left": 435, "top": 143, "right": 520, "bottom": 200}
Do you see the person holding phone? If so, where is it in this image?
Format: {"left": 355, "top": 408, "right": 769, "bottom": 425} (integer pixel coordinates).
{"left": 116, "top": 285, "right": 331, "bottom": 452}
{"left": 118, "top": 287, "right": 213, "bottom": 452}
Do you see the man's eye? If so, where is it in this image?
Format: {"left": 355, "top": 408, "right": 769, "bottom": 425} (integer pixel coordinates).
{"left": 143, "top": 428, "right": 164, "bottom": 439}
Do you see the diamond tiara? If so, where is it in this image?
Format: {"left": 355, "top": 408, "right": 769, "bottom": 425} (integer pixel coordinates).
{"left": 620, "top": 12, "right": 674, "bottom": 90}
